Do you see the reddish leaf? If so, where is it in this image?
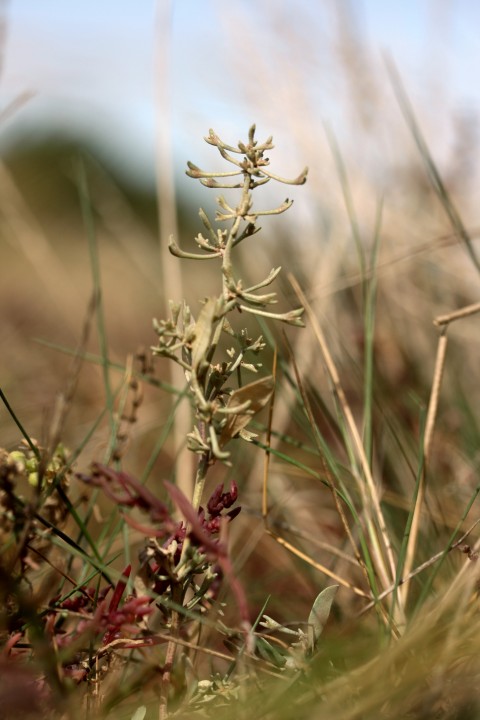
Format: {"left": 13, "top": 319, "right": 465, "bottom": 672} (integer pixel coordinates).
{"left": 108, "top": 565, "right": 131, "bottom": 613}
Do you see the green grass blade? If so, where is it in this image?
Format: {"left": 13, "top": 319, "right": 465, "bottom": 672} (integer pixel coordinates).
{"left": 363, "top": 199, "right": 383, "bottom": 465}
{"left": 386, "top": 55, "right": 480, "bottom": 275}
{"left": 75, "top": 156, "right": 116, "bottom": 440}
{"left": 324, "top": 122, "right": 366, "bottom": 285}
{"left": 34, "top": 337, "right": 181, "bottom": 395}
{"left": 0, "top": 387, "right": 41, "bottom": 459}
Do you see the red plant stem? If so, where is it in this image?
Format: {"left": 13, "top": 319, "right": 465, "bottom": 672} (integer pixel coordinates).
{"left": 108, "top": 564, "right": 131, "bottom": 612}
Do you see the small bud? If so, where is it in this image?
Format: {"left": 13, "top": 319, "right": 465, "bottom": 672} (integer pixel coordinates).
{"left": 28, "top": 471, "right": 39, "bottom": 487}
{"left": 8, "top": 451, "right": 26, "bottom": 471}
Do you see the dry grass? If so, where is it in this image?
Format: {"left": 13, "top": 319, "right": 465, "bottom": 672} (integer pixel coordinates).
{"left": 2, "top": 5, "right": 480, "bottom": 719}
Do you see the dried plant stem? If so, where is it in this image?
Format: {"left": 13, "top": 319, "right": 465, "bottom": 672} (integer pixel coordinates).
{"left": 401, "top": 301, "right": 480, "bottom": 607}
{"left": 285, "top": 337, "right": 371, "bottom": 582}
{"left": 400, "top": 330, "right": 448, "bottom": 607}
{"left": 155, "top": 0, "right": 194, "bottom": 503}
{"left": 267, "top": 529, "right": 369, "bottom": 599}
{"left": 434, "top": 301, "right": 480, "bottom": 326}
{"left": 288, "top": 273, "right": 397, "bottom": 596}
{"left": 360, "top": 520, "right": 480, "bottom": 616}
{"left": 261, "top": 347, "right": 371, "bottom": 605}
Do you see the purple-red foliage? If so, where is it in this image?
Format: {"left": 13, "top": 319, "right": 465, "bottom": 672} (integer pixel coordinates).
{"left": 77, "top": 465, "right": 241, "bottom": 554}
{"left": 77, "top": 465, "right": 246, "bottom": 623}
{"left": 207, "top": 480, "right": 239, "bottom": 517}
{"left": 77, "top": 463, "right": 175, "bottom": 536}
{"left": 48, "top": 565, "right": 153, "bottom": 655}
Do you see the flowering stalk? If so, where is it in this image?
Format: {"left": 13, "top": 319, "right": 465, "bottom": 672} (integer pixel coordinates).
{"left": 153, "top": 125, "right": 307, "bottom": 513}
{"left": 150, "top": 126, "right": 307, "bottom": 716}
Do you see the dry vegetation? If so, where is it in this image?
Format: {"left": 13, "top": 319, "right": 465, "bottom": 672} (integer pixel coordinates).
{"left": 2, "top": 5, "right": 480, "bottom": 719}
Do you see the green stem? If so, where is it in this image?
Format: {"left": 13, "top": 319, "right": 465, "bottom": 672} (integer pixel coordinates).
{"left": 178, "top": 451, "right": 210, "bottom": 568}
{"left": 192, "top": 452, "right": 210, "bottom": 511}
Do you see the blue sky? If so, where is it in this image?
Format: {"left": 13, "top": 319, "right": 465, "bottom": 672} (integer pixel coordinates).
{"left": 1, "top": 0, "right": 479, "bottom": 193}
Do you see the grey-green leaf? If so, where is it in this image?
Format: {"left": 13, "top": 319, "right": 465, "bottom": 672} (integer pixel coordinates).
{"left": 191, "top": 298, "right": 217, "bottom": 370}
{"left": 130, "top": 707, "right": 147, "bottom": 720}
{"left": 307, "top": 584, "right": 339, "bottom": 653}
{"left": 256, "top": 636, "right": 287, "bottom": 668}
{"left": 219, "top": 375, "right": 274, "bottom": 448}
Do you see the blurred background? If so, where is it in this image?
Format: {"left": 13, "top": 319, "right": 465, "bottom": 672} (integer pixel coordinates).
{"left": 2, "top": 0, "right": 480, "bottom": 620}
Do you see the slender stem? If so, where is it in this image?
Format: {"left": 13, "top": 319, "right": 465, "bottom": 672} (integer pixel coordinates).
{"left": 157, "top": 126, "right": 307, "bottom": 709}
{"left": 178, "top": 448, "right": 211, "bottom": 566}
{"left": 192, "top": 453, "right": 210, "bottom": 511}
{"left": 159, "top": 585, "right": 182, "bottom": 720}
{"left": 399, "top": 330, "right": 448, "bottom": 608}
{"left": 0, "top": 388, "right": 41, "bottom": 459}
